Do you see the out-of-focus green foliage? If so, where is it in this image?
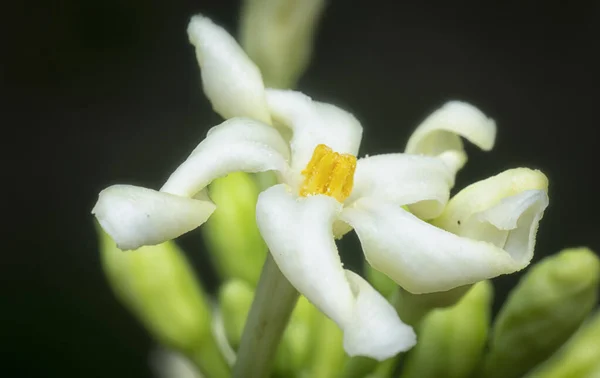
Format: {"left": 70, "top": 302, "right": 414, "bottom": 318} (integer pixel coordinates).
{"left": 481, "top": 247, "right": 600, "bottom": 378}
{"left": 98, "top": 225, "right": 229, "bottom": 378}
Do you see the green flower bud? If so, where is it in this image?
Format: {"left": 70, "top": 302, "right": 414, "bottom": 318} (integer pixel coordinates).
{"left": 400, "top": 281, "right": 493, "bottom": 378}
{"left": 218, "top": 279, "right": 255, "bottom": 348}
{"left": 98, "top": 225, "right": 229, "bottom": 378}
{"left": 202, "top": 172, "right": 267, "bottom": 286}
{"left": 240, "top": 0, "right": 326, "bottom": 88}
{"left": 481, "top": 247, "right": 600, "bottom": 378}
{"left": 341, "top": 280, "right": 473, "bottom": 378}
{"left": 277, "top": 296, "right": 317, "bottom": 375}
{"left": 302, "top": 308, "right": 347, "bottom": 378}
{"left": 525, "top": 311, "right": 600, "bottom": 378}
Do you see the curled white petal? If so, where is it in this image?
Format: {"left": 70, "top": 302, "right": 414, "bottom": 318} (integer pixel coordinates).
{"left": 161, "top": 118, "right": 290, "bottom": 197}
{"left": 265, "top": 89, "right": 363, "bottom": 177}
{"left": 433, "top": 168, "right": 549, "bottom": 265}
{"left": 187, "top": 15, "right": 270, "bottom": 124}
{"left": 256, "top": 185, "right": 411, "bottom": 359}
{"left": 348, "top": 153, "right": 454, "bottom": 219}
{"left": 189, "top": 117, "right": 290, "bottom": 160}
{"left": 405, "top": 101, "right": 496, "bottom": 172}
{"left": 467, "top": 190, "right": 548, "bottom": 263}
{"left": 434, "top": 168, "right": 548, "bottom": 230}
{"left": 343, "top": 270, "right": 416, "bottom": 359}
{"left": 92, "top": 185, "right": 215, "bottom": 250}
{"left": 341, "top": 198, "right": 527, "bottom": 294}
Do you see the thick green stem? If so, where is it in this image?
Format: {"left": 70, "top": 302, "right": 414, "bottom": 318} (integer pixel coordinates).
{"left": 232, "top": 254, "right": 299, "bottom": 378}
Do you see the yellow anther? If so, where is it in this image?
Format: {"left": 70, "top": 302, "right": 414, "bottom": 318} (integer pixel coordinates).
{"left": 299, "top": 144, "right": 357, "bottom": 202}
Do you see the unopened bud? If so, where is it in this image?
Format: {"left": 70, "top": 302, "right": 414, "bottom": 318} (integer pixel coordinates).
{"left": 240, "top": 0, "right": 326, "bottom": 88}
{"left": 525, "top": 311, "right": 600, "bottom": 378}
{"left": 202, "top": 172, "right": 267, "bottom": 286}
{"left": 481, "top": 247, "right": 600, "bottom": 378}
{"left": 98, "top": 225, "right": 229, "bottom": 378}
{"left": 400, "top": 281, "right": 493, "bottom": 378}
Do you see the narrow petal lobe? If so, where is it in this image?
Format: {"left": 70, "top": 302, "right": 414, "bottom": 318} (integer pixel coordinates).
{"left": 343, "top": 270, "right": 416, "bottom": 359}
{"left": 348, "top": 153, "right": 454, "bottom": 220}
{"left": 256, "top": 185, "right": 414, "bottom": 359}
{"left": 92, "top": 185, "right": 216, "bottom": 250}
{"left": 188, "top": 15, "right": 271, "bottom": 124}
{"left": 405, "top": 101, "right": 496, "bottom": 173}
{"left": 342, "top": 198, "right": 529, "bottom": 294}
{"left": 256, "top": 184, "right": 354, "bottom": 326}
{"left": 161, "top": 118, "right": 290, "bottom": 197}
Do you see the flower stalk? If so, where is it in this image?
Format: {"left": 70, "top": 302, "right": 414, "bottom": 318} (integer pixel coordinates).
{"left": 232, "top": 254, "right": 299, "bottom": 378}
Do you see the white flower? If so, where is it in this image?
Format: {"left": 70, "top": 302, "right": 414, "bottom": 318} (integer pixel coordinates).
{"left": 92, "top": 14, "right": 550, "bottom": 360}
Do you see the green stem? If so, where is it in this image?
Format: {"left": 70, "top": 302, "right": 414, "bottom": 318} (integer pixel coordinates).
{"left": 232, "top": 254, "right": 299, "bottom": 378}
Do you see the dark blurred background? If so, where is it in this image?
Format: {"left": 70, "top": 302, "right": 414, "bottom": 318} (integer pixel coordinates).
{"left": 3, "top": 0, "right": 599, "bottom": 376}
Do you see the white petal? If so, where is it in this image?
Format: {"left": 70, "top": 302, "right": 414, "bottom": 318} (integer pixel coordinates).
{"left": 256, "top": 184, "right": 354, "bottom": 326}
{"left": 161, "top": 118, "right": 290, "bottom": 197}
{"left": 433, "top": 168, "right": 548, "bottom": 230}
{"left": 189, "top": 117, "right": 290, "bottom": 160}
{"left": 256, "top": 185, "right": 412, "bottom": 359}
{"left": 432, "top": 168, "right": 549, "bottom": 265}
{"left": 348, "top": 153, "right": 454, "bottom": 219}
{"left": 343, "top": 270, "right": 416, "bottom": 359}
{"left": 341, "top": 198, "right": 526, "bottom": 294}
{"left": 265, "top": 89, "right": 363, "bottom": 178}
{"left": 92, "top": 185, "right": 215, "bottom": 251}
{"left": 187, "top": 15, "right": 271, "bottom": 124}
{"left": 469, "top": 190, "right": 548, "bottom": 262}
{"left": 405, "top": 101, "right": 496, "bottom": 172}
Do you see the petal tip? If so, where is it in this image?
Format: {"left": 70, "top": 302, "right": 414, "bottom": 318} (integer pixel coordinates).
{"left": 187, "top": 14, "right": 211, "bottom": 44}
{"left": 92, "top": 185, "right": 216, "bottom": 251}
{"left": 342, "top": 270, "right": 416, "bottom": 360}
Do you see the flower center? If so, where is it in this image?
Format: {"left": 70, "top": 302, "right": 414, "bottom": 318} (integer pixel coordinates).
{"left": 299, "top": 144, "right": 357, "bottom": 202}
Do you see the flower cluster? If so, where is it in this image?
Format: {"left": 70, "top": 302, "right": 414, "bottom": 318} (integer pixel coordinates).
{"left": 93, "top": 15, "right": 549, "bottom": 361}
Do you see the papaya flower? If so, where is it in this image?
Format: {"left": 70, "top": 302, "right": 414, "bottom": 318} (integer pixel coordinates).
{"left": 92, "top": 15, "right": 549, "bottom": 360}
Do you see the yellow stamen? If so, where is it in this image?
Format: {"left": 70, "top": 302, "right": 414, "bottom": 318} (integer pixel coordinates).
{"left": 299, "top": 144, "right": 357, "bottom": 202}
